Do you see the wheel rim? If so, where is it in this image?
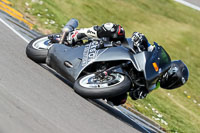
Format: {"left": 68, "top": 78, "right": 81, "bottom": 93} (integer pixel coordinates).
{"left": 32, "top": 37, "right": 52, "bottom": 50}
{"left": 79, "top": 73, "right": 125, "bottom": 88}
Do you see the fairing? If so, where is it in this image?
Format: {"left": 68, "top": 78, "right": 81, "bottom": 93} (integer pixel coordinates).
{"left": 47, "top": 41, "right": 171, "bottom": 90}
{"left": 47, "top": 41, "right": 139, "bottom": 82}
{"left": 144, "top": 42, "right": 171, "bottom": 89}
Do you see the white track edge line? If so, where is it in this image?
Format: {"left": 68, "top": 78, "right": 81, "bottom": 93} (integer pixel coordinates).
{"left": 0, "top": 18, "right": 29, "bottom": 43}
{"left": 113, "top": 106, "right": 151, "bottom": 133}
{"left": 175, "top": 0, "right": 200, "bottom": 11}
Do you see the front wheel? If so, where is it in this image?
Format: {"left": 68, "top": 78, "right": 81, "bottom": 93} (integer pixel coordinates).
{"left": 74, "top": 73, "right": 131, "bottom": 99}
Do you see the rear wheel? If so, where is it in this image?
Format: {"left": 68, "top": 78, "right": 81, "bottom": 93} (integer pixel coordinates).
{"left": 26, "top": 35, "right": 54, "bottom": 63}
{"left": 74, "top": 73, "right": 131, "bottom": 99}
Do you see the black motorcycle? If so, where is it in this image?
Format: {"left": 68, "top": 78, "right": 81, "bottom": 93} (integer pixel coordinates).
{"left": 26, "top": 19, "right": 171, "bottom": 105}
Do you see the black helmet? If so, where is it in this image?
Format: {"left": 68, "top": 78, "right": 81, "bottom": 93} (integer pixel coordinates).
{"left": 160, "top": 60, "right": 189, "bottom": 89}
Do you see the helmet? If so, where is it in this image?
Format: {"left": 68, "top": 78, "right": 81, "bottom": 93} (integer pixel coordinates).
{"left": 160, "top": 60, "right": 189, "bottom": 89}
{"left": 131, "top": 32, "right": 149, "bottom": 51}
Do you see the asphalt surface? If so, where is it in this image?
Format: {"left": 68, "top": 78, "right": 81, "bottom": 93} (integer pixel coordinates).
{"left": 185, "top": 0, "right": 200, "bottom": 7}
{"left": 0, "top": 13, "right": 156, "bottom": 133}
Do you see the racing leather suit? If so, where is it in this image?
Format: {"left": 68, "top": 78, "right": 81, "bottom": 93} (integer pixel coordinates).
{"left": 66, "top": 23, "right": 154, "bottom": 53}
{"left": 67, "top": 23, "right": 125, "bottom": 45}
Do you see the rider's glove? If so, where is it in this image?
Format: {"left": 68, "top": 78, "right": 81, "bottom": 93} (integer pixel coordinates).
{"left": 132, "top": 32, "right": 144, "bottom": 47}
{"left": 131, "top": 32, "right": 154, "bottom": 52}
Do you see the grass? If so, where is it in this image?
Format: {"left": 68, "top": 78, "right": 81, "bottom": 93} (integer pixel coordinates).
{"left": 9, "top": 0, "right": 200, "bottom": 132}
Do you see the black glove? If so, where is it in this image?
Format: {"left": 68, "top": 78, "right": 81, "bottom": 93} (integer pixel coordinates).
{"left": 132, "top": 32, "right": 144, "bottom": 46}
{"left": 131, "top": 32, "right": 149, "bottom": 51}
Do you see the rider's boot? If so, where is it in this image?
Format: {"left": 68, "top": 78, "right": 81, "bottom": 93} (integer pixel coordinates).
{"left": 48, "top": 34, "right": 60, "bottom": 43}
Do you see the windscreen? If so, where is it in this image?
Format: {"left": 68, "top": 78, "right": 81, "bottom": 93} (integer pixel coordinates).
{"left": 144, "top": 42, "right": 171, "bottom": 83}
{"left": 159, "top": 46, "right": 171, "bottom": 68}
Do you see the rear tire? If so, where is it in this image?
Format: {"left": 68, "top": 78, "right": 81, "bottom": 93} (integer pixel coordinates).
{"left": 26, "top": 35, "right": 52, "bottom": 63}
{"left": 74, "top": 73, "right": 131, "bottom": 99}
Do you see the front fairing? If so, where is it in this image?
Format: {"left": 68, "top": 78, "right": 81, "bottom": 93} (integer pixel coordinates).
{"left": 47, "top": 41, "right": 139, "bottom": 82}
{"left": 47, "top": 40, "right": 171, "bottom": 89}
{"left": 144, "top": 42, "right": 171, "bottom": 90}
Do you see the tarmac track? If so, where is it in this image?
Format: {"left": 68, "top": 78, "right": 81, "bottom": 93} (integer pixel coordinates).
{"left": 0, "top": 15, "right": 151, "bottom": 133}
{"left": 185, "top": 0, "right": 200, "bottom": 7}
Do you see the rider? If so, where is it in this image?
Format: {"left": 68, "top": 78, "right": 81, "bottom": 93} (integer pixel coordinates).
{"left": 54, "top": 22, "right": 189, "bottom": 100}
{"left": 66, "top": 23, "right": 126, "bottom": 45}
{"left": 65, "top": 23, "right": 155, "bottom": 52}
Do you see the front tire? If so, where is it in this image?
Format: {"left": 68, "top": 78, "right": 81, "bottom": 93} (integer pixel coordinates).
{"left": 26, "top": 35, "right": 53, "bottom": 63}
{"left": 74, "top": 73, "right": 131, "bottom": 99}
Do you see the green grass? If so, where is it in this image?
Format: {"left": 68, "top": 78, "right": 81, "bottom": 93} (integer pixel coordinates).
{"left": 10, "top": 0, "right": 200, "bottom": 132}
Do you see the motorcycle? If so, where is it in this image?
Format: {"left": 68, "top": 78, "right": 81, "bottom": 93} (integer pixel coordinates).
{"left": 26, "top": 19, "right": 171, "bottom": 105}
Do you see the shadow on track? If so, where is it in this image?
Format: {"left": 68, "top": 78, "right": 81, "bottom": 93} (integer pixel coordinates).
{"left": 40, "top": 63, "right": 155, "bottom": 133}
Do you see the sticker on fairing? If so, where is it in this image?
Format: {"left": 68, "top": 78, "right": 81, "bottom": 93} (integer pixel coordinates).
{"left": 82, "top": 41, "right": 99, "bottom": 66}
{"left": 152, "top": 62, "right": 159, "bottom": 72}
